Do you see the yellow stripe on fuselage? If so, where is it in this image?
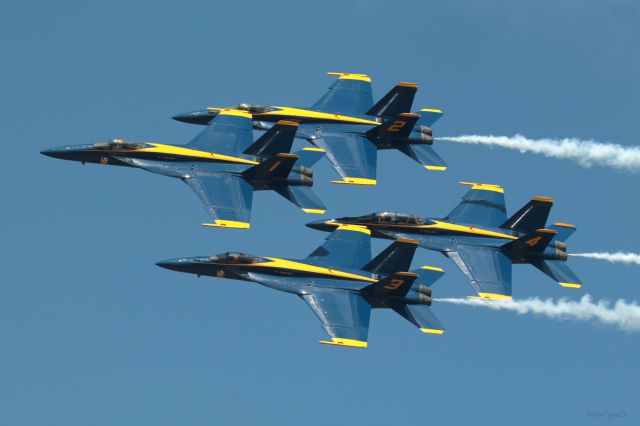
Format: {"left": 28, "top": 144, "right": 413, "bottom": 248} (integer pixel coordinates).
{"left": 255, "top": 107, "right": 381, "bottom": 126}
{"left": 322, "top": 220, "right": 517, "bottom": 240}
{"left": 117, "top": 143, "right": 259, "bottom": 165}
{"left": 245, "top": 257, "right": 378, "bottom": 282}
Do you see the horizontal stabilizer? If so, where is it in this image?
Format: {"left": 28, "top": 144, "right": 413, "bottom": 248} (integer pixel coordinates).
{"left": 390, "top": 303, "right": 445, "bottom": 334}
{"left": 411, "top": 265, "right": 445, "bottom": 287}
{"left": 549, "top": 222, "right": 577, "bottom": 242}
{"left": 502, "top": 229, "right": 556, "bottom": 254}
{"left": 366, "top": 82, "right": 418, "bottom": 118}
{"left": 242, "top": 153, "right": 298, "bottom": 179}
{"left": 501, "top": 196, "right": 553, "bottom": 234}
{"left": 295, "top": 147, "right": 325, "bottom": 168}
{"left": 362, "top": 238, "right": 418, "bottom": 275}
{"left": 244, "top": 120, "right": 298, "bottom": 158}
{"left": 532, "top": 259, "right": 583, "bottom": 289}
{"left": 419, "top": 108, "right": 444, "bottom": 127}
{"left": 398, "top": 144, "right": 447, "bottom": 171}
{"left": 274, "top": 185, "right": 326, "bottom": 214}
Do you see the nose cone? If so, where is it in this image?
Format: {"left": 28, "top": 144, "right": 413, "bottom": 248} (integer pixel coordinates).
{"left": 41, "top": 146, "right": 71, "bottom": 160}
{"left": 306, "top": 219, "right": 339, "bottom": 232}
{"left": 156, "top": 258, "right": 196, "bottom": 273}
{"left": 172, "top": 109, "right": 218, "bottom": 125}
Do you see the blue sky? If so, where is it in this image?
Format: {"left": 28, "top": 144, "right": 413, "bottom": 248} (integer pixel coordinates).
{"left": 2, "top": 1, "right": 639, "bottom": 424}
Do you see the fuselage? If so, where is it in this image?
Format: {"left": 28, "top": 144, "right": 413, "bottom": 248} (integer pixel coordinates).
{"left": 307, "top": 212, "right": 523, "bottom": 253}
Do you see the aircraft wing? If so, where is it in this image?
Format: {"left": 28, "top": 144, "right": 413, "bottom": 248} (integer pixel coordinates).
{"left": 313, "top": 134, "right": 377, "bottom": 185}
{"left": 445, "top": 182, "right": 507, "bottom": 227}
{"left": 306, "top": 226, "right": 371, "bottom": 269}
{"left": 184, "top": 172, "right": 254, "bottom": 229}
{"left": 301, "top": 288, "right": 371, "bottom": 348}
{"left": 310, "top": 72, "right": 373, "bottom": 116}
{"left": 445, "top": 245, "right": 513, "bottom": 299}
{"left": 185, "top": 110, "right": 255, "bottom": 156}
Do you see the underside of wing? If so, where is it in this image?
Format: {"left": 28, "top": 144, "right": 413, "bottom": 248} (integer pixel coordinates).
{"left": 185, "top": 110, "right": 255, "bottom": 156}
{"left": 313, "top": 134, "right": 377, "bottom": 185}
{"left": 446, "top": 245, "right": 513, "bottom": 299}
{"left": 311, "top": 72, "right": 373, "bottom": 116}
{"left": 184, "top": 172, "right": 254, "bottom": 229}
{"left": 306, "top": 226, "right": 371, "bottom": 269}
{"left": 301, "top": 288, "right": 371, "bottom": 348}
{"left": 445, "top": 182, "right": 507, "bottom": 227}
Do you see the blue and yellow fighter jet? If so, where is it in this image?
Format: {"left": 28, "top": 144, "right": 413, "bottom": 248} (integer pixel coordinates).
{"left": 173, "top": 72, "right": 447, "bottom": 185}
{"left": 307, "top": 182, "right": 582, "bottom": 300}
{"left": 156, "top": 226, "right": 446, "bottom": 347}
{"left": 41, "top": 110, "right": 326, "bottom": 229}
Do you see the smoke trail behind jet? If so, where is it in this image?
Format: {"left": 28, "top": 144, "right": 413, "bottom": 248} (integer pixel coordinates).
{"left": 436, "top": 295, "right": 640, "bottom": 332}
{"left": 437, "top": 134, "right": 640, "bottom": 172}
{"left": 570, "top": 252, "right": 640, "bottom": 265}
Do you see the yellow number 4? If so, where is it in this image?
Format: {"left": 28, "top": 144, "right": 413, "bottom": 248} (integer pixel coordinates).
{"left": 525, "top": 236, "right": 542, "bottom": 247}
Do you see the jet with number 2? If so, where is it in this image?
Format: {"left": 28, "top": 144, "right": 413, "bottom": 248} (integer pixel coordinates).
{"left": 308, "top": 182, "right": 582, "bottom": 300}
{"left": 173, "top": 72, "right": 447, "bottom": 185}
{"left": 41, "top": 110, "right": 326, "bottom": 229}
{"left": 156, "top": 226, "right": 446, "bottom": 348}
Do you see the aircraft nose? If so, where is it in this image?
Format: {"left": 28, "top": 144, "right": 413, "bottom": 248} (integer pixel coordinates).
{"left": 306, "top": 219, "right": 337, "bottom": 231}
{"left": 40, "top": 147, "right": 68, "bottom": 159}
{"left": 156, "top": 258, "right": 188, "bottom": 272}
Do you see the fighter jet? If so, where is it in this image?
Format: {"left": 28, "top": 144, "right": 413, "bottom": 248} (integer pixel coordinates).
{"left": 307, "top": 182, "right": 582, "bottom": 300}
{"left": 173, "top": 72, "right": 447, "bottom": 185}
{"left": 41, "top": 109, "right": 325, "bottom": 229}
{"left": 156, "top": 226, "right": 446, "bottom": 347}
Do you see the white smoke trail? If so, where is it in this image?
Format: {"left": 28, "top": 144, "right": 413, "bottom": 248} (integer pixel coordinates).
{"left": 570, "top": 252, "right": 640, "bottom": 265}
{"left": 435, "top": 295, "right": 640, "bottom": 332}
{"left": 437, "top": 134, "right": 640, "bottom": 172}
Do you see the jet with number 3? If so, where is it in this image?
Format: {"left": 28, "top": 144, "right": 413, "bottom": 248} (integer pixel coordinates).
{"left": 41, "top": 110, "right": 326, "bottom": 229}
{"left": 156, "top": 226, "right": 446, "bottom": 348}
{"left": 173, "top": 72, "right": 447, "bottom": 185}
{"left": 307, "top": 182, "right": 582, "bottom": 300}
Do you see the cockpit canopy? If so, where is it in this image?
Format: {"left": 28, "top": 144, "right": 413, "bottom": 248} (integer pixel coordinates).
{"left": 231, "top": 103, "right": 277, "bottom": 114}
{"left": 209, "top": 252, "right": 265, "bottom": 264}
{"left": 93, "top": 139, "right": 151, "bottom": 151}
{"left": 340, "top": 212, "right": 430, "bottom": 226}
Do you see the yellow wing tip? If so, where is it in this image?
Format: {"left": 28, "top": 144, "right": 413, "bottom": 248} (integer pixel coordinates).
{"left": 302, "top": 147, "right": 325, "bottom": 152}
{"left": 302, "top": 208, "right": 326, "bottom": 214}
{"left": 459, "top": 181, "right": 504, "bottom": 193}
{"left": 560, "top": 282, "right": 582, "bottom": 289}
{"left": 554, "top": 222, "right": 576, "bottom": 228}
{"left": 420, "top": 108, "right": 443, "bottom": 113}
{"left": 336, "top": 224, "right": 371, "bottom": 235}
{"left": 331, "top": 177, "right": 377, "bottom": 185}
{"left": 320, "top": 338, "right": 368, "bottom": 348}
{"left": 327, "top": 72, "right": 371, "bottom": 82}
{"left": 421, "top": 265, "right": 444, "bottom": 272}
{"left": 470, "top": 293, "right": 513, "bottom": 301}
{"left": 420, "top": 328, "right": 445, "bottom": 334}
{"left": 202, "top": 220, "right": 251, "bottom": 229}
{"left": 425, "top": 165, "right": 447, "bottom": 171}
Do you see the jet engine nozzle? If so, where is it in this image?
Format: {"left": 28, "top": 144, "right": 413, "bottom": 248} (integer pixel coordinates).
{"left": 417, "top": 284, "right": 432, "bottom": 297}
{"left": 553, "top": 241, "right": 568, "bottom": 251}
{"left": 400, "top": 292, "right": 432, "bottom": 306}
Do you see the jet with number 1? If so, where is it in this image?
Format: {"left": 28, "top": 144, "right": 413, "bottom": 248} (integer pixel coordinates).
{"left": 308, "top": 182, "right": 582, "bottom": 300}
{"left": 173, "top": 72, "right": 447, "bottom": 185}
{"left": 41, "top": 110, "right": 326, "bottom": 229}
{"left": 157, "top": 226, "right": 446, "bottom": 348}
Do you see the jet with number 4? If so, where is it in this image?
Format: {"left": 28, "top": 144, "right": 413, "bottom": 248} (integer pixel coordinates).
{"left": 307, "top": 182, "right": 582, "bottom": 300}
{"left": 41, "top": 110, "right": 326, "bottom": 229}
{"left": 156, "top": 226, "right": 446, "bottom": 348}
{"left": 173, "top": 72, "right": 447, "bottom": 185}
